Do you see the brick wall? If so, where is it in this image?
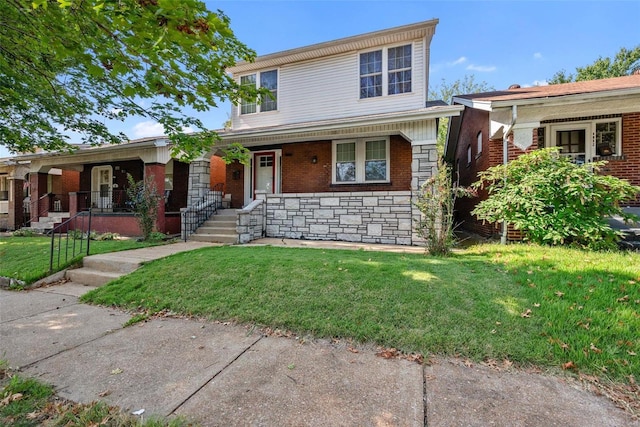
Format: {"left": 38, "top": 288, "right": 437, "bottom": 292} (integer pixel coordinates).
{"left": 281, "top": 135, "right": 412, "bottom": 193}
{"left": 209, "top": 155, "right": 227, "bottom": 191}
{"left": 600, "top": 113, "right": 640, "bottom": 206}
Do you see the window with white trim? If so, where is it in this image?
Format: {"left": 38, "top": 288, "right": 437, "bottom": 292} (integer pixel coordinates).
{"left": 359, "top": 44, "right": 412, "bottom": 99}
{"left": 477, "top": 131, "right": 483, "bottom": 155}
{"left": 546, "top": 118, "right": 621, "bottom": 164}
{"left": 240, "top": 69, "right": 278, "bottom": 114}
{"left": 333, "top": 138, "right": 390, "bottom": 184}
{"left": 466, "top": 145, "right": 472, "bottom": 165}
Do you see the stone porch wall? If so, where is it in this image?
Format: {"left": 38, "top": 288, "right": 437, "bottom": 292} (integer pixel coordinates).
{"left": 264, "top": 191, "right": 413, "bottom": 245}
{"left": 237, "top": 193, "right": 266, "bottom": 244}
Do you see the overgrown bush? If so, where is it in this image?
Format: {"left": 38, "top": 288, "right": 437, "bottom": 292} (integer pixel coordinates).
{"left": 126, "top": 174, "right": 161, "bottom": 241}
{"left": 12, "top": 229, "right": 36, "bottom": 237}
{"left": 472, "top": 148, "right": 640, "bottom": 250}
{"left": 414, "top": 159, "right": 474, "bottom": 255}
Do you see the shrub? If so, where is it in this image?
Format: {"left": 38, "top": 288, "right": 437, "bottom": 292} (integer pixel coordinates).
{"left": 472, "top": 148, "right": 640, "bottom": 250}
{"left": 414, "top": 159, "right": 474, "bottom": 255}
{"left": 126, "top": 174, "right": 161, "bottom": 241}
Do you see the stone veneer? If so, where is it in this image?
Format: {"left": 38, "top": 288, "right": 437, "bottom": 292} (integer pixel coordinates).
{"left": 236, "top": 143, "right": 439, "bottom": 246}
{"left": 262, "top": 191, "right": 412, "bottom": 245}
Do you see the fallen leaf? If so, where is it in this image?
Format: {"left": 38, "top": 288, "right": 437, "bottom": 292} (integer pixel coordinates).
{"left": 132, "top": 409, "right": 145, "bottom": 415}
{"left": 590, "top": 343, "right": 602, "bottom": 354}
{"left": 555, "top": 291, "right": 565, "bottom": 298}
{"left": 533, "top": 303, "right": 541, "bottom": 308}
{"left": 520, "top": 308, "right": 532, "bottom": 318}
{"left": 347, "top": 346, "right": 359, "bottom": 354}
{"left": 98, "top": 390, "right": 111, "bottom": 397}
{"left": 562, "top": 361, "right": 576, "bottom": 370}
{"left": 287, "top": 364, "right": 295, "bottom": 370}
{"left": 617, "top": 295, "right": 630, "bottom": 303}
{"left": 110, "top": 368, "right": 123, "bottom": 375}
{"left": 628, "top": 351, "right": 637, "bottom": 356}
{"left": 463, "top": 359, "right": 473, "bottom": 368}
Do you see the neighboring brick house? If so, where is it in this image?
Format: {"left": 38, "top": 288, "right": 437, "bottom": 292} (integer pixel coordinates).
{"left": 444, "top": 75, "right": 640, "bottom": 238}
{"left": 215, "top": 20, "right": 462, "bottom": 245}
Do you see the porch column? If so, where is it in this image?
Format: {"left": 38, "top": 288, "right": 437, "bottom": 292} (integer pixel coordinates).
{"left": 187, "top": 158, "right": 211, "bottom": 204}
{"left": 144, "top": 163, "right": 166, "bottom": 234}
{"left": 29, "top": 172, "right": 48, "bottom": 223}
{"left": 7, "top": 177, "right": 24, "bottom": 230}
{"left": 411, "top": 143, "right": 439, "bottom": 245}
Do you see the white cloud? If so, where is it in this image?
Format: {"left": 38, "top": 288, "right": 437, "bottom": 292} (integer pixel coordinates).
{"left": 466, "top": 64, "right": 497, "bottom": 72}
{"left": 132, "top": 121, "right": 165, "bottom": 138}
{"left": 533, "top": 52, "right": 543, "bottom": 60}
{"left": 131, "top": 121, "right": 195, "bottom": 138}
{"left": 447, "top": 56, "right": 468, "bottom": 66}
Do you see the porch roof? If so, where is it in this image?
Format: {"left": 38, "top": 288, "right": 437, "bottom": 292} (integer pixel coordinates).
{"left": 217, "top": 104, "right": 463, "bottom": 147}
{"left": 453, "top": 75, "right": 640, "bottom": 111}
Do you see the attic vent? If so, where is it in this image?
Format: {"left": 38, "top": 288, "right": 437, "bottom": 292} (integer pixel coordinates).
{"left": 508, "top": 84, "right": 521, "bottom": 89}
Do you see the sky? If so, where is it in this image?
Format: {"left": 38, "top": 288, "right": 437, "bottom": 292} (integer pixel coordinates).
{"left": 2, "top": 0, "right": 639, "bottom": 158}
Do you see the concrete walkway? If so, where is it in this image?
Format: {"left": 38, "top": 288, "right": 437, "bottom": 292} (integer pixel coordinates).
{"left": 1, "top": 239, "right": 638, "bottom": 426}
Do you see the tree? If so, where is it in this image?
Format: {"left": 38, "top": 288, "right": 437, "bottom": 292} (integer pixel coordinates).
{"left": 472, "top": 148, "right": 640, "bottom": 250}
{"left": 429, "top": 75, "right": 493, "bottom": 153}
{"left": 548, "top": 46, "right": 640, "bottom": 84}
{"left": 0, "top": 0, "right": 266, "bottom": 160}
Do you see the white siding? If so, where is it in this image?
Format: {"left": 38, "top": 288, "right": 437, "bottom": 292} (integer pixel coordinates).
{"left": 232, "top": 39, "right": 427, "bottom": 130}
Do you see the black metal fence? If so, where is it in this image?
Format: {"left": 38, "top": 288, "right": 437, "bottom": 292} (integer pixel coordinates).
{"left": 181, "top": 183, "right": 224, "bottom": 241}
{"left": 49, "top": 210, "right": 93, "bottom": 273}
{"left": 74, "top": 190, "right": 134, "bottom": 213}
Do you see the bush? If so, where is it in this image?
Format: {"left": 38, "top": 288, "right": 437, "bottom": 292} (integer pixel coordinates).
{"left": 414, "top": 159, "right": 474, "bottom": 255}
{"left": 472, "top": 148, "right": 640, "bottom": 250}
{"left": 126, "top": 174, "right": 161, "bottom": 241}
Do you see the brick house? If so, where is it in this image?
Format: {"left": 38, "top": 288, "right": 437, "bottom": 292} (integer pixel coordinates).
{"left": 212, "top": 19, "right": 462, "bottom": 245}
{"left": 444, "top": 75, "right": 640, "bottom": 238}
{"left": 8, "top": 138, "right": 222, "bottom": 236}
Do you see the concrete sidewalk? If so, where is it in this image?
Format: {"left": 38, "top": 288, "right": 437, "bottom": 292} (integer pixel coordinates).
{"left": 1, "top": 240, "right": 638, "bottom": 426}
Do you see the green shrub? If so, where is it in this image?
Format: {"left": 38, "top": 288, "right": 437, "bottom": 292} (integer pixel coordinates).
{"left": 12, "top": 229, "right": 36, "bottom": 237}
{"left": 472, "top": 148, "right": 640, "bottom": 250}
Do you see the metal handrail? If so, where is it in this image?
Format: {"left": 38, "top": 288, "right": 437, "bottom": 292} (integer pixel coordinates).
{"left": 49, "top": 210, "right": 93, "bottom": 273}
{"left": 73, "top": 190, "right": 134, "bottom": 213}
{"left": 181, "top": 183, "right": 224, "bottom": 241}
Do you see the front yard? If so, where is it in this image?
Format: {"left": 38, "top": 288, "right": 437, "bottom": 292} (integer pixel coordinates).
{"left": 80, "top": 243, "right": 640, "bottom": 385}
{"left": 0, "top": 236, "right": 164, "bottom": 284}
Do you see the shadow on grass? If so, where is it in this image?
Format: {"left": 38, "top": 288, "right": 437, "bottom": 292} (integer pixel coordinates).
{"left": 81, "top": 244, "right": 639, "bottom": 382}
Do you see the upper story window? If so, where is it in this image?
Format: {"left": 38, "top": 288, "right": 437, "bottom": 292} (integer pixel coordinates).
{"left": 359, "top": 44, "right": 412, "bottom": 99}
{"left": 240, "top": 69, "right": 278, "bottom": 114}
{"left": 388, "top": 45, "right": 412, "bottom": 95}
{"left": 476, "top": 131, "right": 483, "bottom": 155}
{"left": 359, "top": 51, "right": 382, "bottom": 98}
{"left": 333, "top": 137, "right": 390, "bottom": 184}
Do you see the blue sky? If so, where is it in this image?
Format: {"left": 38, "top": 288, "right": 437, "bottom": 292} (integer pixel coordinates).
{"left": 2, "top": 0, "right": 639, "bottom": 158}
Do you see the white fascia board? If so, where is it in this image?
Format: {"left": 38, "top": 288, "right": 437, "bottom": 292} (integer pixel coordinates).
{"left": 221, "top": 106, "right": 463, "bottom": 143}
{"left": 457, "top": 87, "right": 640, "bottom": 112}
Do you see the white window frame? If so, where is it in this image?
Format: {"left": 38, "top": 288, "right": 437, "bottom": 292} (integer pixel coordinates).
{"left": 547, "top": 118, "right": 622, "bottom": 162}
{"left": 332, "top": 137, "right": 391, "bottom": 184}
{"left": 358, "top": 43, "right": 413, "bottom": 99}
{"left": 477, "top": 131, "right": 483, "bottom": 156}
{"left": 239, "top": 69, "right": 279, "bottom": 115}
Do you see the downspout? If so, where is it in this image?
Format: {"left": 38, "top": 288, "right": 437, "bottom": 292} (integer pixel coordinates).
{"left": 501, "top": 105, "right": 517, "bottom": 244}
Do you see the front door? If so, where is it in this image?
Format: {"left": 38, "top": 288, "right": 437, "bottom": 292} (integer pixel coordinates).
{"left": 253, "top": 152, "right": 275, "bottom": 196}
{"left": 91, "top": 166, "right": 112, "bottom": 210}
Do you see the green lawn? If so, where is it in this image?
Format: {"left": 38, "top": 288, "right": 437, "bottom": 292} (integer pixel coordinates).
{"left": 82, "top": 243, "right": 640, "bottom": 383}
{"left": 0, "top": 236, "right": 164, "bottom": 284}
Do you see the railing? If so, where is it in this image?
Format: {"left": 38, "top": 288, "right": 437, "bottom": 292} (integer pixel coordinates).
{"left": 49, "top": 210, "right": 93, "bottom": 273}
{"left": 74, "top": 190, "right": 134, "bottom": 213}
{"left": 181, "top": 183, "right": 224, "bottom": 241}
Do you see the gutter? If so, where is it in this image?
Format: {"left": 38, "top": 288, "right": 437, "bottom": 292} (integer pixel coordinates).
{"left": 501, "top": 105, "right": 517, "bottom": 245}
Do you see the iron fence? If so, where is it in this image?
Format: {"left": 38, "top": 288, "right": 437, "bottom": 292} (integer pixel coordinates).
{"left": 49, "top": 210, "right": 92, "bottom": 273}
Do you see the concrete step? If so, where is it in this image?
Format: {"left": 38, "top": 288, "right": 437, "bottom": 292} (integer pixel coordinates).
{"left": 195, "top": 226, "right": 237, "bottom": 236}
{"left": 202, "top": 219, "right": 236, "bottom": 227}
{"left": 189, "top": 233, "right": 237, "bottom": 244}
{"left": 66, "top": 268, "right": 122, "bottom": 287}
{"left": 82, "top": 255, "right": 140, "bottom": 274}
